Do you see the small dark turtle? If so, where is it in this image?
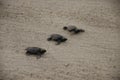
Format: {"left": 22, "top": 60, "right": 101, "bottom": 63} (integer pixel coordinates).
{"left": 25, "top": 47, "right": 46, "bottom": 58}
{"left": 47, "top": 34, "right": 67, "bottom": 45}
{"left": 63, "top": 25, "right": 85, "bottom": 34}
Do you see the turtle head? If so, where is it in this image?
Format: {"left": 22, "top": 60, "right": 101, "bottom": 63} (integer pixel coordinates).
{"left": 79, "top": 29, "right": 85, "bottom": 32}
{"left": 62, "top": 38, "right": 67, "bottom": 42}
{"left": 41, "top": 49, "right": 47, "bottom": 53}
{"left": 63, "top": 26, "right": 68, "bottom": 30}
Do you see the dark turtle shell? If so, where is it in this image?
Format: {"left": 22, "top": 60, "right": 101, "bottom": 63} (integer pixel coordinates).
{"left": 47, "top": 34, "right": 63, "bottom": 41}
{"left": 47, "top": 34, "right": 67, "bottom": 45}
{"left": 63, "top": 25, "right": 85, "bottom": 34}
{"left": 51, "top": 34, "right": 63, "bottom": 40}
{"left": 63, "top": 25, "right": 77, "bottom": 31}
{"left": 25, "top": 47, "right": 46, "bottom": 55}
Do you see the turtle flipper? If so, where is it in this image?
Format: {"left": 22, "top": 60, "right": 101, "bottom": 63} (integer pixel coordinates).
{"left": 36, "top": 55, "right": 41, "bottom": 59}
{"left": 56, "top": 41, "right": 61, "bottom": 45}
{"left": 36, "top": 52, "right": 42, "bottom": 59}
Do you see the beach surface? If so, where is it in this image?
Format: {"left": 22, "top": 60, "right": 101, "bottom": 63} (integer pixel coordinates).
{"left": 0, "top": 0, "right": 120, "bottom": 80}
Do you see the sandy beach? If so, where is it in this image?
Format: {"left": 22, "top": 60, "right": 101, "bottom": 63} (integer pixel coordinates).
{"left": 0, "top": 0, "right": 120, "bottom": 80}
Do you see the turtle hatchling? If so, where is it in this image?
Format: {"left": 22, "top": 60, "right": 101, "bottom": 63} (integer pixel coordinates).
{"left": 25, "top": 47, "right": 46, "bottom": 58}
{"left": 63, "top": 25, "right": 85, "bottom": 34}
{"left": 47, "top": 34, "right": 67, "bottom": 45}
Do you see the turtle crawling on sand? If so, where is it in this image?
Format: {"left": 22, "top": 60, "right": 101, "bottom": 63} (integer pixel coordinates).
{"left": 47, "top": 34, "right": 67, "bottom": 45}
{"left": 63, "top": 25, "right": 85, "bottom": 34}
{"left": 25, "top": 47, "right": 46, "bottom": 58}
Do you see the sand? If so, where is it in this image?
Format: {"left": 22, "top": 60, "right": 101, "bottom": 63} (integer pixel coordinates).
{"left": 0, "top": 0, "right": 120, "bottom": 80}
